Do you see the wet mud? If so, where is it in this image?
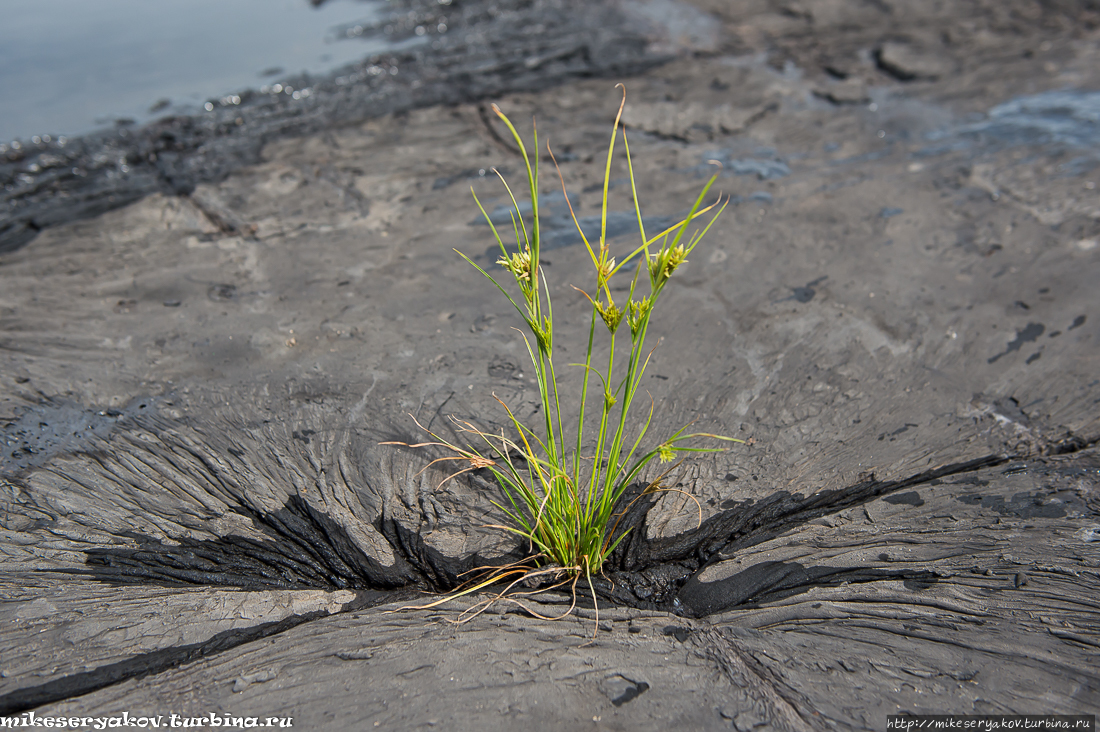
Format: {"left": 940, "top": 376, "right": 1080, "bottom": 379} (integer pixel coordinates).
{"left": 3, "top": 0, "right": 1100, "bottom": 728}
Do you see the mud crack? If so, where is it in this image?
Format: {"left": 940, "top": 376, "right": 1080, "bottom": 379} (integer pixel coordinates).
{"left": 0, "top": 609, "right": 329, "bottom": 716}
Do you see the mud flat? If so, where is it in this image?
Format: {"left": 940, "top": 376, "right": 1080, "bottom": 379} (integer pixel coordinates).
{"left": 2, "top": 1, "right": 1099, "bottom": 729}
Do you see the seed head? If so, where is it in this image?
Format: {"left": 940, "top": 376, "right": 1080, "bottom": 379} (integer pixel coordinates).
{"left": 528, "top": 314, "right": 553, "bottom": 352}
{"left": 497, "top": 249, "right": 533, "bottom": 283}
{"left": 604, "top": 389, "right": 617, "bottom": 410}
{"left": 649, "top": 244, "right": 689, "bottom": 287}
{"left": 627, "top": 296, "right": 650, "bottom": 338}
{"left": 657, "top": 443, "right": 675, "bottom": 463}
{"left": 647, "top": 252, "right": 660, "bottom": 283}
{"left": 667, "top": 244, "right": 687, "bottom": 272}
{"left": 595, "top": 298, "right": 623, "bottom": 334}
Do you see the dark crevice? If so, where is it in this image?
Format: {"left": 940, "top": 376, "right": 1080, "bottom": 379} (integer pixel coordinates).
{"left": 80, "top": 495, "right": 420, "bottom": 591}
{"left": 71, "top": 440, "right": 1100, "bottom": 612}
{"left": 677, "top": 561, "right": 941, "bottom": 617}
{"left": 377, "top": 513, "right": 528, "bottom": 591}
{"left": 71, "top": 451, "right": 1050, "bottom": 608}
{"left": 0, "top": 609, "right": 329, "bottom": 717}
{"left": 76, "top": 492, "right": 527, "bottom": 596}
{"left": 610, "top": 454, "right": 1010, "bottom": 575}
{"left": 0, "top": 582, "right": 405, "bottom": 717}
{"left": 592, "top": 453, "right": 1024, "bottom": 613}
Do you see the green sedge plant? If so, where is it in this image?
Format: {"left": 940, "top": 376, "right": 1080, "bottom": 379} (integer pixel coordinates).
{"left": 390, "top": 86, "right": 741, "bottom": 604}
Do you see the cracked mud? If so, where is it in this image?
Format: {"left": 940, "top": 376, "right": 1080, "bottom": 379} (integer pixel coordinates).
{"left": 2, "top": 0, "right": 1100, "bottom": 729}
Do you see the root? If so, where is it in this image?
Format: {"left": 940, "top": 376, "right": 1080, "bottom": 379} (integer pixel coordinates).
{"left": 386, "top": 557, "right": 608, "bottom": 636}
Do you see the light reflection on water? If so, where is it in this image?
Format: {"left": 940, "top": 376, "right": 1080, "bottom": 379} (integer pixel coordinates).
{"left": 0, "top": 0, "right": 389, "bottom": 141}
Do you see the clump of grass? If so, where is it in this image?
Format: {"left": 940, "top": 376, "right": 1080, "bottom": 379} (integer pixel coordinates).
{"left": 388, "top": 86, "right": 741, "bottom": 608}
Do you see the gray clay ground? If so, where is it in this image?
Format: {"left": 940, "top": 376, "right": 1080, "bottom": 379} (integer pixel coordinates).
{"left": 2, "top": 1, "right": 1100, "bottom": 729}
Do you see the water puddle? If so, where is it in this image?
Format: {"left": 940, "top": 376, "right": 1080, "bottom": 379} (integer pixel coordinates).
{"left": 955, "top": 89, "right": 1100, "bottom": 150}
{"left": 0, "top": 0, "right": 410, "bottom": 141}
{"left": 917, "top": 89, "right": 1100, "bottom": 158}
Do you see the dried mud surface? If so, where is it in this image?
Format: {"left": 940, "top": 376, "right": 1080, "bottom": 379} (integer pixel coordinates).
{"left": 2, "top": 0, "right": 1100, "bottom": 729}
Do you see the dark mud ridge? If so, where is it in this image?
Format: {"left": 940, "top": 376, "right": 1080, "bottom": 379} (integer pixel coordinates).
{"left": 0, "top": 0, "right": 676, "bottom": 254}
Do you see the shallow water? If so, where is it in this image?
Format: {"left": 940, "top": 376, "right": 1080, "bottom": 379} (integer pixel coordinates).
{"left": 0, "top": 0, "right": 398, "bottom": 141}
{"left": 949, "top": 90, "right": 1100, "bottom": 149}
{"left": 922, "top": 89, "right": 1100, "bottom": 154}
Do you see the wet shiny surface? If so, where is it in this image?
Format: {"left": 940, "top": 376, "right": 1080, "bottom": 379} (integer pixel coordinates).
{"left": 0, "top": 0, "right": 390, "bottom": 141}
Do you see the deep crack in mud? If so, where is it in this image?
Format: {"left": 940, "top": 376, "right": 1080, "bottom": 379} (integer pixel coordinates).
{"left": 0, "top": 609, "right": 336, "bottom": 717}
{"left": 64, "top": 442, "right": 1095, "bottom": 615}
{"left": 60, "top": 443, "right": 1045, "bottom": 613}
